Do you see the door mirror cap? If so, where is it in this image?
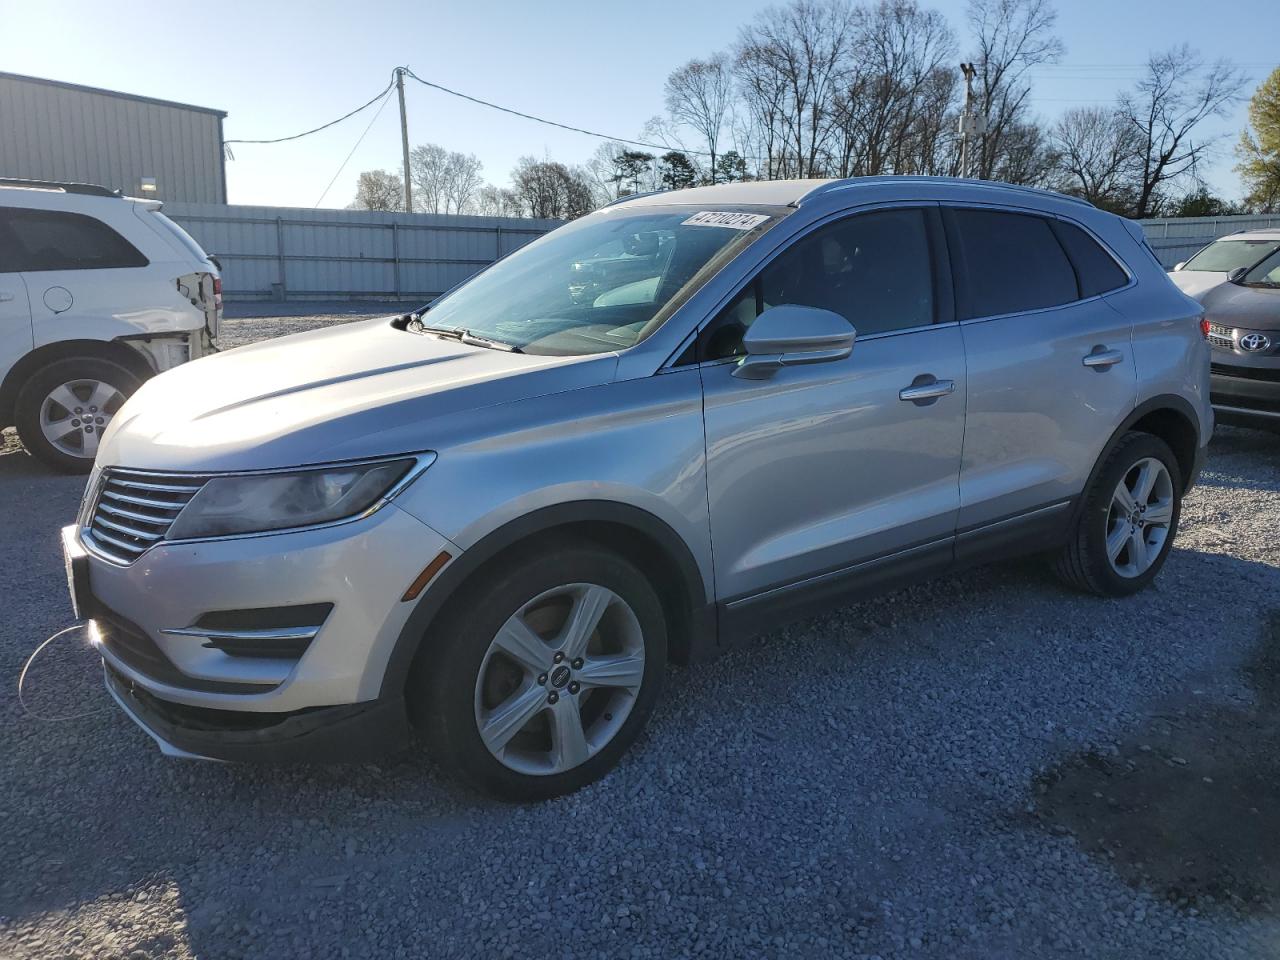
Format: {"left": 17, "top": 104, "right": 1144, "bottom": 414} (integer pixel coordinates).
{"left": 733, "top": 304, "right": 856, "bottom": 380}
{"left": 1173, "top": 261, "right": 1186, "bottom": 271}
{"left": 1227, "top": 266, "right": 1248, "bottom": 284}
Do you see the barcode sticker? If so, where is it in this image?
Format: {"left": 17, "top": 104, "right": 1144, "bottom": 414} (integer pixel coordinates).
{"left": 681, "top": 211, "right": 771, "bottom": 231}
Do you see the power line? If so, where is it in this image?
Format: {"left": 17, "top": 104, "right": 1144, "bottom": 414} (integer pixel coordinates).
{"left": 401, "top": 68, "right": 716, "bottom": 158}
{"left": 224, "top": 74, "right": 396, "bottom": 145}
{"left": 314, "top": 87, "right": 395, "bottom": 208}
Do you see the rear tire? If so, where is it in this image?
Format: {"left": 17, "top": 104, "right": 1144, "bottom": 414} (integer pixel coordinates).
{"left": 1053, "top": 431, "right": 1182, "bottom": 597}
{"left": 15, "top": 357, "right": 141, "bottom": 474}
{"left": 409, "top": 542, "right": 667, "bottom": 801}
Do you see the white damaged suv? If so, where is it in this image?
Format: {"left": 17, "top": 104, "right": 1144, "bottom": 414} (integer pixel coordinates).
{"left": 0, "top": 178, "right": 220, "bottom": 472}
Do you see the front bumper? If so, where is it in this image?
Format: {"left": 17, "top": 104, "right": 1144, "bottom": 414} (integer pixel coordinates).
{"left": 1210, "top": 363, "right": 1280, "bottom": 423}
{"left": 105, "top": 663, "right": 409, "bottom": 762}
{"left": 78, "top": 500, "right": 455, "bottom": 711}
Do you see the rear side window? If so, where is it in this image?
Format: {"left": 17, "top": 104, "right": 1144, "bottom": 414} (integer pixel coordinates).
{"left": 946, "top": 208, "right": 1076, "bottom": 319}
{"left": 1049, "top": 219, "right": 1128, "bottom": 297}
{"left": 0, "top": 207, "right": 148, "bottom": 272}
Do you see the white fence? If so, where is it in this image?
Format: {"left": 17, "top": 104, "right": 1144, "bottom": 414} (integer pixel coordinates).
{"left": 1139, "top": 214, "right": 1280, "bottom": 268}
{"left": 164, "top": 203, "right": 563, "bottom": 302}
{"left": 164, "top": 202, "right": 1280, "bottom": 302}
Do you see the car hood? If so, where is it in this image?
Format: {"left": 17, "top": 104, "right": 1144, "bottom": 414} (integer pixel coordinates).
{"left": 100, "top": 317, "right": 619, "bottom": 472}
{"left": 1192, "top": 280, "right": 1280, "bottom": 330}
{"left": 1168, "top": 270, "right": 1230, "bottom": 300}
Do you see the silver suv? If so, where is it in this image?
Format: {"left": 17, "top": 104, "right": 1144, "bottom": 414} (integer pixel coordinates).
{"left": 64, "top": 178, "right": 1211, "bottom": 799}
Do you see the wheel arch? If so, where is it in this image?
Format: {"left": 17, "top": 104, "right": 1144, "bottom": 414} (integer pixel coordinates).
{"left": 1083, "top": 394, "right": 1203, "bottom": 506}
{"left": 381, "top": 500, "right": 717, "bottom": 702}
{"left": 0, "top": 339, "right": 155, "bottom": 428}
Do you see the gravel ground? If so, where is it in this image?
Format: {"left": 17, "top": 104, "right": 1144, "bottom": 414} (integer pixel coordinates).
{"left": 2, "top": 309, "right": 1280, "bottom": 958}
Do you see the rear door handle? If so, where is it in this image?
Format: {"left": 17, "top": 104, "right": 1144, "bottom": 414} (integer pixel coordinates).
{"left": 899, "top": 377, "right": 956, "bottom": 403}
{"left": 1082, "top": 347, "right": 1123, "bottom": 369}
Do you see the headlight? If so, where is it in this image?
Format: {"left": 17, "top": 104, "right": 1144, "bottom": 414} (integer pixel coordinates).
{"left": 167, "top": 457, "right": 426, "bottom": 540}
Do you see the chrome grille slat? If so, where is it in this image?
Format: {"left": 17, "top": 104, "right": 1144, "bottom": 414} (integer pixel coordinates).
{"left": 93, "top": 515, "right": 165, "bottom": 541}
{"left": 96, "top": 501, "right": 173, "bottom": 526}
{"left": 100, "top": 488, "right": 191, "bottom": 511}
{"left": 85, "top": 468, "right": 212, "bottom": 564}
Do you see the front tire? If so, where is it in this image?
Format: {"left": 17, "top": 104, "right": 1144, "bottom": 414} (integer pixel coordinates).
{"left": 14, "top": 357, "right": 141, "bottom": 473}
{"left": 410, "top": 543, "right": 667, "bottom": 801}
{"left": 1054, "top": 431, "right": 1182, "bottom": 597}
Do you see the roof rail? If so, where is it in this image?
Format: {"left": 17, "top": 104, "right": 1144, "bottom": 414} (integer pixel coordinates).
{"left": 802, "top": 175, "right": 1094, "bottom": 209}
{"left": 0, "top": 177, "right": 120, "bottom": 197}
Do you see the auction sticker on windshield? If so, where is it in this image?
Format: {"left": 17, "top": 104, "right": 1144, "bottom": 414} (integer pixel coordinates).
{"left": 682, "top": 211, "right": 771, "bottom": 230}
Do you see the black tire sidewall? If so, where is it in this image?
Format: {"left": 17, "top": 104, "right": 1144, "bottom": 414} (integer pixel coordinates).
{"left": 14, "top": 357, "right": 141, "bottom": 473}
{"left": 1081, "top": 432, "right": 1183, "bottom": 596}
{"left": 413, "top": 544, "right": 667, "bottom": 801}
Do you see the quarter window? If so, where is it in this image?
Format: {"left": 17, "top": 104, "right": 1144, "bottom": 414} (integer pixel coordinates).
{"left": 946, "top": 208, "right": 1077, "bottom": 319}
{"left": 700, "top": 207, "right": 935, "bottom": 360}
{"left": 0, "top": 208, "right": 148, "bottom": 272}
{"left": 1049, "top": 219, "right": 1127, "bottom": 297}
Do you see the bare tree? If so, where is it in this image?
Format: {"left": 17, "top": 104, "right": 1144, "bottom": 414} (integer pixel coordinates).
{"left": 832, "top": 0, "right": 957, "bottom": 177}
{"left": 350, "top": 169, "right": 404, "bottom": 211}
{"left": 473, "top": 184, "right": 525, "bottom": 218}
{"left": 665, "top": 54, "right": 733, "bottom": 183}
{"left": 1051, "top": 106, "right": 1140, "bottom": 212}
{"left": 409, "top": 143, "right": 484, "bottom": 214}
{"left": 1119, "top": 46, "right": 1247, "bottom": 218}
{"left": 734, "top": 0, "right": 860, "bottom": 178}
{"left": 966, "top": 0, "right": 1063, "bottom": 180}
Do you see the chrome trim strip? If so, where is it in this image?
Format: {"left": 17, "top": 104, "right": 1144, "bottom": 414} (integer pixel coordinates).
{"left": 81, "top": 532, "right": 135, "bottom": 566}
{"left": 161, "top": 625, "right": 321, "bottom": 642}
{"left": 1213, "top": 403, "right": 1280, "bottom": 420}
{"left": 90, "top": 528, "right": 151, "bottom": 554}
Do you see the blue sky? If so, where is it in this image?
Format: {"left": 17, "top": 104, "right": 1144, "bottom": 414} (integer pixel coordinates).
{"left": 5, "top": 0, "right": 1276, "bottom": 208}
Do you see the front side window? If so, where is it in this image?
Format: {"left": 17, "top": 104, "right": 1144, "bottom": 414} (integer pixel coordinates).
{"left": 1184, "top": 238, "right": 1280, "bottom": 274}
{"left": 700, "top": 207, "right": 936, "bottom": 361}
{"left": 0, "top": 208, "right": 148, "bottom": 272}
{"left": 416, "top": 204, "right": 787, "bottom": 356}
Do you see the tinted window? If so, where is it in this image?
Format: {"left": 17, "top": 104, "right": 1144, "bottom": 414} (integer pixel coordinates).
{"left": 701, "top": 208, "right": 935, "bottom": 360}
{"left": 1050, "top": 219, "right": 1127, "bottom": 297}
{"left": 948, "top": 209, "right": 1076, "bottom": 319}
{"left": 0, "top": 208, "right": 148, "bottom": 272}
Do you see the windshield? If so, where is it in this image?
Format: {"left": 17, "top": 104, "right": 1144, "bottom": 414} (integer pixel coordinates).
{"left": 415, "top": 204, "right": 787, "bottom": 355}
{"left": 1184, "top": 238, "right": 1280, "bottom": 273}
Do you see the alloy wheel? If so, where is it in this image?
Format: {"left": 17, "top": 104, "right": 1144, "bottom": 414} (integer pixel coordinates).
{"left": 473, "top": 582, "right": 646, "bottom": 776}
{"left": 1105, "top": 456, "right": 1174, "bottom": 578}
{"left": 38, "top": 379, "right": 124, "bottom": 459}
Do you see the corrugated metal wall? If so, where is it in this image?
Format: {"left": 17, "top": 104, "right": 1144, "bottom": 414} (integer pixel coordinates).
{"left": 164, "top": 203, "right": 563, "bottom": 301}
{"left": 1141, "top": 214, "right": 1280, "bottom": 267}
{"left": 0, "top": 72, "right": 226, "bottom": 203}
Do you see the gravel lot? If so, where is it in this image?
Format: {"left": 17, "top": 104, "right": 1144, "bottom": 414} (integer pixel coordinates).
{"left": 3, "top": 306, "right": 1280, "bottom": 958}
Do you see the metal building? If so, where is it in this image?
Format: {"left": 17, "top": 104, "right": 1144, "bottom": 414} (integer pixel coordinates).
{"left": 0, "top": 71, "right": 227, "bottom": 203}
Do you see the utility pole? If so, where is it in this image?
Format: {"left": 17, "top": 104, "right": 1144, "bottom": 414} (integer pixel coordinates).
{"left": 396, "top": 66, "right": 413, "bottom": 213}
{"left": 958, "top": 62, "right": 977, "bottom": 179}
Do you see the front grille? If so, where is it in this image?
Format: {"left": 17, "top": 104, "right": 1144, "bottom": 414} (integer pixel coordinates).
{"left": 86, "top": 468, "right": 210, "bottom": 563}
{"left": 1206, "top": 322, "right": 1235, "bottom": 351}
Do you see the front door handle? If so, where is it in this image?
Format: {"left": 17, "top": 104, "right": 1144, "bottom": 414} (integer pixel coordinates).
{"left": 1082, "top": 347, "right": 1124, "bottom": 369}
{"left": 0, "top": 292, "right": 14, "bottom": 302}
{"left": 899, "top": 377, "right": 956, "bottom": 403}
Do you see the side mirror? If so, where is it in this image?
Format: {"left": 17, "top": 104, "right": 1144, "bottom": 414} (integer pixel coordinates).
{"left": 1173, "top": 262, "right": 1185, "bottom": 271}
{"left": 1228, "top": 266, "right": 1248, "bottom": 284}
{"left": 733, "top": 304, "right": 855, "bottom": 380}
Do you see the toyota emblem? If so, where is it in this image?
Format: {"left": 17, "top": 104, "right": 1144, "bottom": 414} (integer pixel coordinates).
{"left": 1239, "top": 332, "right": 1272, "bottom": 352}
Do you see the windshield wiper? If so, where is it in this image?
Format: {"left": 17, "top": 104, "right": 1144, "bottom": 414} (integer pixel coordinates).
{"left": 413, "top": 323, "right": 522, "bottom": 353}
